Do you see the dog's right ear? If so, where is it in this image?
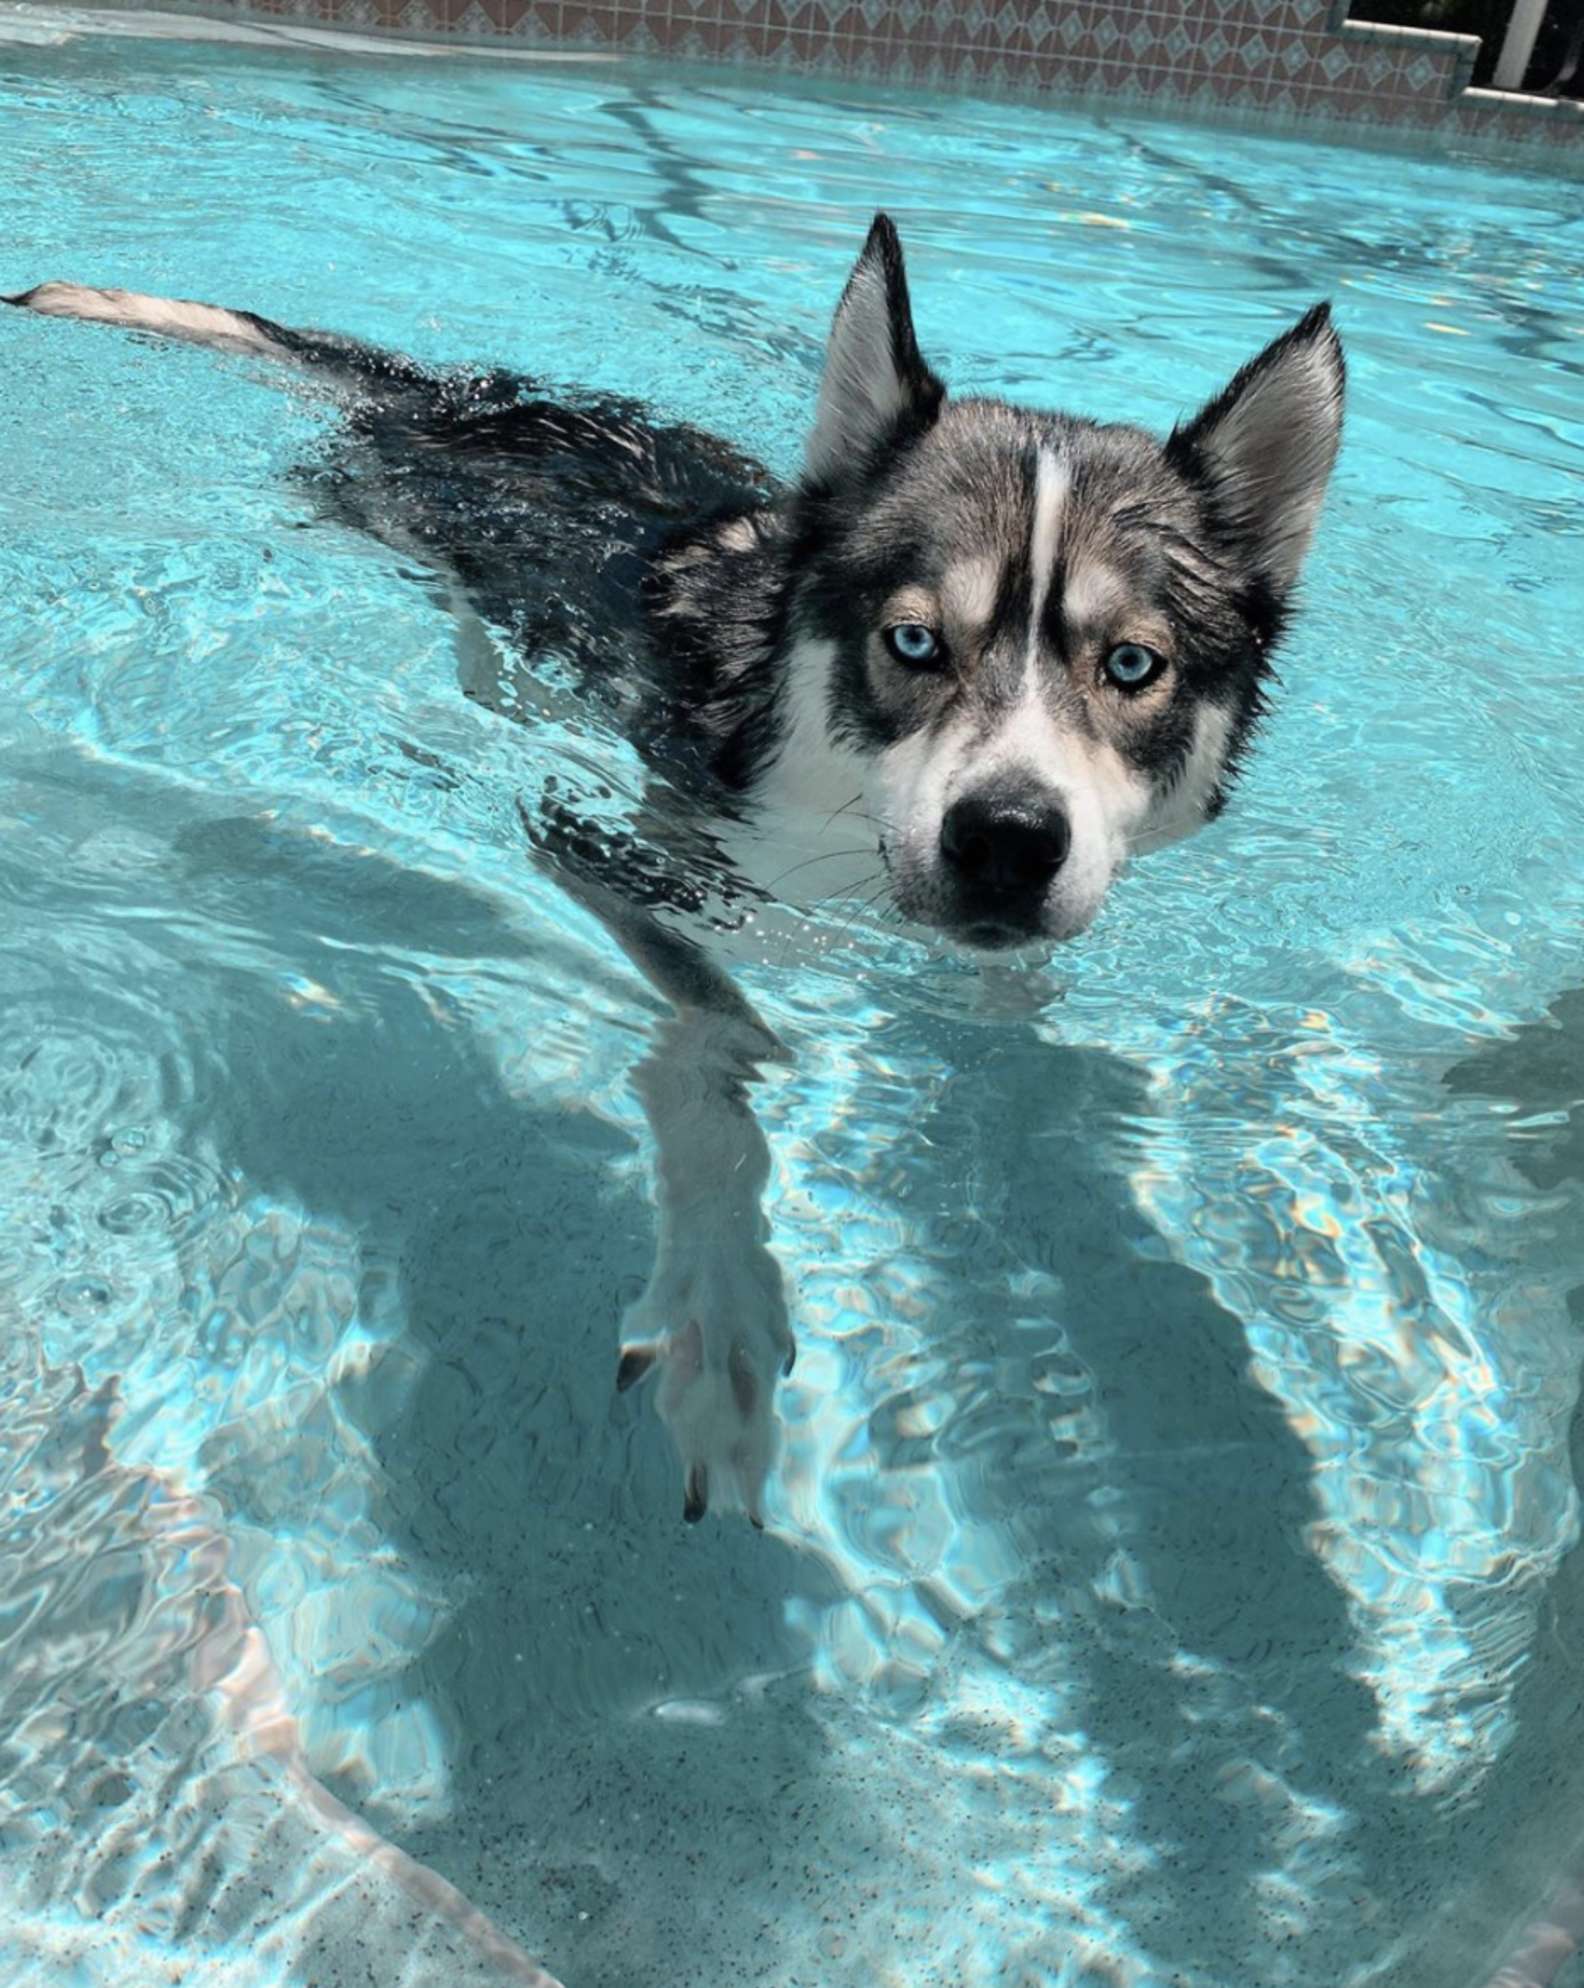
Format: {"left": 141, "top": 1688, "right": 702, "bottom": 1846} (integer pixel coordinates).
{"left": 806, "top": 214, "right": 945, "bottom": 485}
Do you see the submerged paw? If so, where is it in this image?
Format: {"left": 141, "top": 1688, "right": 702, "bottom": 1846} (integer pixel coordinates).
{"left": 615, "top": 1299, "right": 792, "bottom": 1528}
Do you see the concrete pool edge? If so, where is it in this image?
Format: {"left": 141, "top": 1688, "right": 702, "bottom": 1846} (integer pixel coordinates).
{"left": 9, "top": 0, "right": 1580, "bottom": 173}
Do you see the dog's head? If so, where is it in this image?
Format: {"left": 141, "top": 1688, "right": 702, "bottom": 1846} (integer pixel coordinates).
{"left": 784, "top": 214, "right": 1344, "bottom": 950}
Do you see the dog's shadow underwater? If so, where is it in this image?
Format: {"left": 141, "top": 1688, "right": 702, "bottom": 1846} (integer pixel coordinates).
{"left": 120, "top": 777, "right": 1582, "bottom": 1988}
{"left": 155, "top": 780, "right": 1347, "bottom": 1981}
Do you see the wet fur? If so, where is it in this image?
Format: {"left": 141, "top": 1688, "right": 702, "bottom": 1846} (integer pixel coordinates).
{"left": 6, "top": 226, "right": 1343, "bottom": 1522}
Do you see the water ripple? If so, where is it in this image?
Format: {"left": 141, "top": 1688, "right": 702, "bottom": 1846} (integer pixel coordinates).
{"left": 3, "top": 27, "right": 1584, "bottom": 1988}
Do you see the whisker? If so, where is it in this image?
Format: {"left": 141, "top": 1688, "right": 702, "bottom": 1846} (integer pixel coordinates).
{"left": 811, "top": 790, "right": 902, "bottom": 841}
{"left": 817, "top": 791, "right": 868, "bottom": 834}
{"left": 764, "top": 869, "right": 890, "bottom": 969}
{"left": 760, "top": 846, "right": 878, "bottom": 894}
{"left": 823, "top": 873, "right": 894, "bottom": 947}
{"left": 801, "top": 870, "right": 885, "bottom": 922}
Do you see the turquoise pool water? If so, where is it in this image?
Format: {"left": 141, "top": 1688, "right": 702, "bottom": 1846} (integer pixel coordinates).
{"left": 3, "top": 17, "right": 1584, "bottom": 1986}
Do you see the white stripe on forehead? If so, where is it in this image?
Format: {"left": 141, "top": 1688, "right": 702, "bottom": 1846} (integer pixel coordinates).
{"left": 974, "top": 445, "right": 1077, "bottom": 780}
{"left": 1024, "top": 447, "right": 1070, "bottom": 682}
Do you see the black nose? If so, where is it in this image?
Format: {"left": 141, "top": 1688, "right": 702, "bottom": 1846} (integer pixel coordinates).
{"left": 940, "top": 786, "right": 1071, "bottom": 900}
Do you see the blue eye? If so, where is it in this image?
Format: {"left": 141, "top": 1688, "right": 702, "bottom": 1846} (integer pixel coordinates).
{"left": 1103, "top": 643, "right": 1165, "bottom": 690}
{"left": 884, "top": 623, "right": 942, "bottom": 668}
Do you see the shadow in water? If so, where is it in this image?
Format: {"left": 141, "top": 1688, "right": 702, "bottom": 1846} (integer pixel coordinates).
{"left": 152, "top": 795, "right": 855, "bottom": 1985}
{"left": 771, "top": 990, "right": 1584, "bottom": 1986}
{"left": 1413, "top": 994, "right": 1584, "bottom": 1988}
{"left": 1, "top": 743, "right": 844, "bottom": 1982}
{"left": 845, "top": 1012, "right": 1389, "bottom": 1981}
{"left": 18, "top": 743, "right": 1584, "bottom": 1986}
{"left": 155, "top": 777, "right": 1359, "bottom": 1985}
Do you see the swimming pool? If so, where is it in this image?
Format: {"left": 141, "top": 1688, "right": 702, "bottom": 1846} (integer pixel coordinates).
{"left": 3, "top": 16, "right": 1584, "bottom": 1986}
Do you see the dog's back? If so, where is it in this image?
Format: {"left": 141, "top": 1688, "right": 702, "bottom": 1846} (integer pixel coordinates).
{"left": 8, "top": 278, "right": 774, "bottom": 755}
{"left": 306, "top": 371, "right": 774, "bottom": 712}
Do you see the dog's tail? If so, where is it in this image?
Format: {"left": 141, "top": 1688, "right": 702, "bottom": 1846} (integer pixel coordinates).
{"left": 4, "top": 280, "right": 429, "bottom": 392}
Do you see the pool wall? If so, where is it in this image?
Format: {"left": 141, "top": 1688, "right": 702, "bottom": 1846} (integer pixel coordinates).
{"left": 83, "top": 0, "right": 1584, "bottom": 166}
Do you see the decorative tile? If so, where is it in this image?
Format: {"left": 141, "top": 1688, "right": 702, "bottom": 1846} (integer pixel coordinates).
{"left": 191, "top": 0, "right": 1584, "bottom": 168}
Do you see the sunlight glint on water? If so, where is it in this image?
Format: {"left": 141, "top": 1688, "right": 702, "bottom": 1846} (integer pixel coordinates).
{"left": 2, "top": 21, "right": 1584, "bottom": 1988}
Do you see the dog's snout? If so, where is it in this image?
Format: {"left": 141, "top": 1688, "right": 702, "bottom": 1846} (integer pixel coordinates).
{"left": 940, "top": 787, "right": 1070, "bottom": 899}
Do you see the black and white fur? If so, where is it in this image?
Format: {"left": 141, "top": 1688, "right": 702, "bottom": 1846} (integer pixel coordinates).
{"left": 6, "top": 218, "right": 1344, "bottom": 1525}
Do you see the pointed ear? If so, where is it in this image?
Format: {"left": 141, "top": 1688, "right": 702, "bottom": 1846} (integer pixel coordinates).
{"left": 1166, "top": 304, "right": 1344, "bottom": 595}
{"left": 806, "top": 214, "right": 945, "bottom": 485}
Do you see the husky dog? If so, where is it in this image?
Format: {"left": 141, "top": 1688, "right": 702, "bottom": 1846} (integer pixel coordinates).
{"left": 7, "top": 217, "right": 1343, "bottom": 1526}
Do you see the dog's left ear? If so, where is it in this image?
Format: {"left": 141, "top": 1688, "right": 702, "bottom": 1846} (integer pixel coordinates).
{"left": 806, "top": 213, "right": 945, "bottom": 485}
{"left": 1167, "top": 303, "right": 1345, "bottom": 594}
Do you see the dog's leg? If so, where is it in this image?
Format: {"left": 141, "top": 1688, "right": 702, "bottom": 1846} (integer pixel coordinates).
{"left": 621, "top": 1002, "right": 793, "bottom": 1530}
{"left": 549, "top": 859, "right": 795, "bottom": 1529}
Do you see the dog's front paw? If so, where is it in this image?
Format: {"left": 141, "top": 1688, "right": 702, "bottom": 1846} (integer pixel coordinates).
{"left": 617, "top": 1231, "right": 794, "bottom": 1529}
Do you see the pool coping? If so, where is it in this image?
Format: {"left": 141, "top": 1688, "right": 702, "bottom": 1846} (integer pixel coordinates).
{"left": 10, "top": 0, "right": 1583, "bottom": 175}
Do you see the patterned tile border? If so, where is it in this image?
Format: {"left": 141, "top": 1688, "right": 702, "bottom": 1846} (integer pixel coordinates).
{"left": 64, "top": 0, "right": 1584, "bottom": 165}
